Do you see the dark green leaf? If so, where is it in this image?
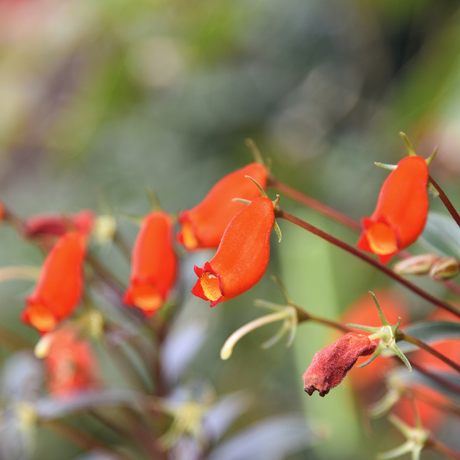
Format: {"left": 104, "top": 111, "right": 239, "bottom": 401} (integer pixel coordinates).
{"left": 419, "top": 211, "right": 460, "bottom": 259}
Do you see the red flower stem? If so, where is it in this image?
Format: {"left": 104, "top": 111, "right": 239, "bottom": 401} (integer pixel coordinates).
{"left": 429, "top": 437, "right": 460, "bottom": 460}
{"left": 276, "top": 208, "right": 460, "bottom": 319}
{"left": 398, "top": 331, "right": 460, "bottom": 374}
{"left": 268, "top": 175, "right": 362, "bottom": 233}
{"left": 409, "top": 387, "right": 460, "bottom": 418}
{"left": 271, "top": 176, "right": 460, "bottom": 297}
{"left": 429, "top": 175, "right": 460, "bottom": 228}
{"left": 294, "top": 305, "right": 352, "bottom": 333}
{"left": 411, "top": 361, "right": 460, "bottom": 394}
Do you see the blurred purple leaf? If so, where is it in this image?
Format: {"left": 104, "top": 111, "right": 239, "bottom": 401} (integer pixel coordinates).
{"left": 1, "top": 351, "right": 43, "bottom": 403}
{"left": 207, "top": 414, "right": 317, "bottom": 460}
{"left": 161, "top": 320, "right": 208, "bottom": 384}
{"left": 0, "top": 406, "right": 35, "bottom": 460}
{"left": 73, "top": 450, "right": 121, "bottom": 460}
{"left": 203, "top": 391, "right": 251, "bottom": 443}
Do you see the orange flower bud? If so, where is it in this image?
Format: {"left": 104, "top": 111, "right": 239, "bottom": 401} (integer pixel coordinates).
{"left": 23, "top": 210, "right": 95, "bottom": 240}
{"left": 192, "top": 196, "right": 274, "bottom": 307}
{"left": 357, "top": 156, "right": 429, "bottom": 263}
{"left": 123, "top": 211, "right": 177, "bottom": 316}
{"left": 21, "top": 232, "right": 87, "bottom": 333}
{"left": 44, "top": 326, "right": 100, "bottom": 398}
{"left": 177, "top": 163, "right": 267, "bottom": 250}
{"left": 303, "top": 332, "right": 378, "bottom": 397}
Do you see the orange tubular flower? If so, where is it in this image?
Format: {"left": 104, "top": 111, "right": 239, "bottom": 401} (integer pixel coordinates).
{"left": 21, "top": 232, "right": 87, "bottom": 333}
{"left": 192, "top": 196, "right": 275, "bottom": 307}
{"left": 44, "top": 326, "right": 100, "bottom": 398}
{"left": 177, "top": 163, "right": 267, "bottom": 250}
{"left": 123, "top": 211, "right": 177, "bottom": 316}
{"left": 357, "top": 156, "right": 429, "bottom": 263}
{"left": 303, "top": 332, "right": 378, "bottom": 397}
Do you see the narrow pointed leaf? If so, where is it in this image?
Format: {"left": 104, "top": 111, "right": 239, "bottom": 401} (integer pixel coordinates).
{"left": 419, "top": 211, "right": 460, "bottom": 259}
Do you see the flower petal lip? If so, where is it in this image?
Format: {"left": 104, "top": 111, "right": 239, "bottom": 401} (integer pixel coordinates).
{"left": 21, "top": 232, "right": 87, "bottom": 333}
{"left": 192, "top": 196, "right": 275, "bottom": 306}
{"left": 177, "top": 163, "right": 267, "bottom": 250}
{"left": 303, "top": 332, "right": 378, "bottom": 397}
{"left": 357, "top": 156, "right": 429, "bottom": 263}
{"left": 123, "top": 211, "right": 177, "bottom": 316}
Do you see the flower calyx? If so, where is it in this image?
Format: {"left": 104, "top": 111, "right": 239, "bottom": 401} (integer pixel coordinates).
{"left": 347, "top": 292, "right": 412, "bottom": 372}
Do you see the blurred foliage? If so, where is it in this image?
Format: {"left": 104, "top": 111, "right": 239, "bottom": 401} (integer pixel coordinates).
{"left": 2, "top": 0, "right": 460, "bottom": 459}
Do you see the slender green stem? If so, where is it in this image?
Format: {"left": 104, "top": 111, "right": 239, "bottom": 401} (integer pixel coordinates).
{"left": 398, "top": 331, "right": 460, "bottom": 374}
{"left": 268, "top": 175, "right": 362, "bottom": 233}
{"left": 276, "top": 208, "right": 460, "bottom": 319}
{"left": 429, "top": 437, "right": 460, "bottom": 460}
{"left": 114, "top": 230, "right": 132, "bottom": 263}
{"left": 429, "top": 176, "right": 460, "bottom": 229}
{"left": 294, "top": 305, "right": 352, "bottom": 333}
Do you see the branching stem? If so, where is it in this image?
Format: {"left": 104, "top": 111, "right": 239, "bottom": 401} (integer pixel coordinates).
{"left": 276, "top": 208, "right": 460, "bottom": 319}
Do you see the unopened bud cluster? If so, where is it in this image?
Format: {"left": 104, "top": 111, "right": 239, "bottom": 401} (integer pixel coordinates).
{"left": 394, "top": 254, "right": 460, "bottom": 281}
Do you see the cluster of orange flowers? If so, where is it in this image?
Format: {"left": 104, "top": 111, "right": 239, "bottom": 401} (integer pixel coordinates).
{"left": 5, "top": 152, "right": 437, "bottom": 405}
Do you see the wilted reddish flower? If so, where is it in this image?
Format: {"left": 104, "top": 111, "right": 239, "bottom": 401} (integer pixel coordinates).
{"left": 192, "top": 196, "right": 274, "bottom": 307}
{"left": 340, "top": 289, "right": 410, "bottom": 393}
{"left": 23, "top": 209, "right": 95, "bottom": 240}
{"left": 123, "top": 211, "right": 177, "bottom": 316}
{"left": 177, "top": 163, "right": 267, "bottom": 250}
{"left": 21, "top": 232, "right": 87, "bottom": 333}
{"left": 357, "top": 156, "right": 429, "bottom": 263}
{"left": 303, "top": 332, "right": 378, "bottom": 397}
{"left": 44, "top": 327, "right": 99, "bottom": 398}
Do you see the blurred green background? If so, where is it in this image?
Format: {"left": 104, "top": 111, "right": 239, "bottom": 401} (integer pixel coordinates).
{"left": 2, "top": 0, "right": 460, "bottom": 459}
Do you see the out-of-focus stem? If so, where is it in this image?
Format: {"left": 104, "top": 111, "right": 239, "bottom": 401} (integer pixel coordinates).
{"left": 276, "top": 208, "right": 460, "bottom": 319}
{"left": 429, "top": 437, "right": 460, "bottom": 460}
{"left": 429, "top": 176, "right": 460, "bottom": 229}
{"left": 411, "top": 361, "right": 460, "bottom": 394}
{"left": 113, "top": 230, "right": 132, "bottom": 263}
{"left": 398, "top": 332, "right": 460, "bottom": 374}
{"left": 268, "top": 175, "right": 362, "bottom": 232}
{"left": 294, "top": 305, "right": 352, "bottom": 333}
{"left": 409, "top": 387, "right": 460, "bottom": 418}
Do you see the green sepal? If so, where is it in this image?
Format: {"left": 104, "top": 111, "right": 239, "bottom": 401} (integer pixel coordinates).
{"left": 274, "top": 220, "right": 282, "bottom": 242}
{"left": 428, "top": 182, "right": 439, "bottom": 197}
{"left": 232, "top": 198, "right": 251, "bottom": 205}
{"left": 357, "top": 342, "right": 384, "bottom": 369}
{"left": 425, "top": 146, "right": 438, "bottom": 166}
{"left": 399, "top": 132, "right": 417, "bottom": 156}
{"left": 119, "top": 212, "right": 143, "bottom": 225}
{"left": 375, "top": 161, "right": 397, "bottom": 171}
{"left": 346, "top": 323, "right": 381, "bottom": 334}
